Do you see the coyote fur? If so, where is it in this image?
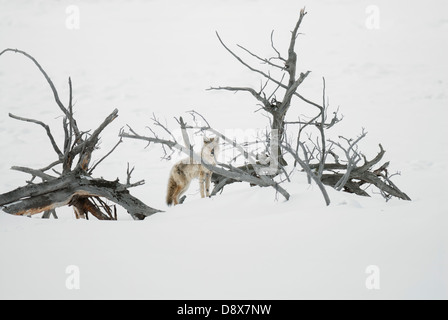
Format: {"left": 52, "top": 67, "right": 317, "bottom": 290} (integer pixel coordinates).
{"left": 166, "top": 137, "right": 220, "bottom": 206}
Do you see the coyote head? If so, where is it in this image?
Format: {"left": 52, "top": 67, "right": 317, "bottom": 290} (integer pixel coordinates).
{"left": 201, "top": 136, "right": 220, "bottom": 165}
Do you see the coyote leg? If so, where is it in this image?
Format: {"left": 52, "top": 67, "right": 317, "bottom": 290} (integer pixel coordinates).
{"left": 205, "top": 173, "right": 211, "bottom": 197}
{"left": 199, "top": 171, "right": 206, "bottom": 198}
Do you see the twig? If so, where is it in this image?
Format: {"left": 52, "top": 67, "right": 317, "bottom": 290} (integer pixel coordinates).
{"left": 328, "top": 129, "right": 367, "bottom": 191}
{"left": 126, "top": 162, "right": 136, "bottom": 186}
{"left": 88, "top": 137, "right": 123, "bottom": 175}
{"left": 11, "top": 166, "right": 57, "bottom": 181}
{"left": 237, "top": 43, "right": 284, "bottom": 70}
{"left": 8, "top": 113, "right": 63, "bottom": 158}
{"left": 207, "top": 86, "right": 271, "bottom": 111}
{"left": 282, "top": 143, "right": 331, "bottom": 206}
{"left": 0, "top": 48, "right": 80, "bottom": 137}
{"left": 120, "top": 122, "right": 290, "bottom": 201}
{"left": 270, "top": 30, "right": 286, "bottom": 62}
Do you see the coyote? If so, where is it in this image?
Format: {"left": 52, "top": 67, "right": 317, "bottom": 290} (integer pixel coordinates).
{"left": 166, "top": 137, "right": 220, "bottom": 206}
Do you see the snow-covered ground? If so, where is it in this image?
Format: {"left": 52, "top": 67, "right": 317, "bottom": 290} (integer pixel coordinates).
{"left": 0, "top": 0, "right": 447, "bottom": 299}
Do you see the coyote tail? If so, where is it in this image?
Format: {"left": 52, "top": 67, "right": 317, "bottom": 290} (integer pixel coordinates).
{"left": 166, "top": 176, "right": 177, "bottom": 206}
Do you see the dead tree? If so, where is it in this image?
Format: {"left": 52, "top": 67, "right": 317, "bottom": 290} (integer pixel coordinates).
{"left": 119, "top": 112, "right": 292, "bottom": 201}
{"left": 0, "top": 48, "right": 161, "bottom": 220}
{"left": 208, "top": 9, "right": 410, "bottom": 203}
{"left": 316, "top": 137, "right": 411, "bottom": 201}
{"left": 208, "top": 8, "right": 320, "bottom": 166}
{"left": 206, "top": 8, "right": 334, "bottom": 204}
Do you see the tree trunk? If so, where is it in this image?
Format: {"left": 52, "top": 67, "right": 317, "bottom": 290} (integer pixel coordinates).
{"left": 272, "top": 112, "right": 288, "bottom": 167}
{"left": 0, "top": 170, "right": 161, "bottom": 220}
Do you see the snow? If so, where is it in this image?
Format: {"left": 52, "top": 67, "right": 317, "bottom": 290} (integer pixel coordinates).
{"left": 0, "top": 0, "right": 447, "bottom": 299}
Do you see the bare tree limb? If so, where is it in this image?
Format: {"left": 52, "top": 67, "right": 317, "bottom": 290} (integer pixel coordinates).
{"left": 0, "top": 171, "right": 161, "bottom": 220}
{"left": 120, "top": 121, "right": 290, "bottom": 201}
{"left": 236, "top": 43, "right": 284, "bottom": 70}
{"left": 282, "top": 143, "right": 331, "bottom": 206}
{"left": 8, "top": 113, "right": 63, "bottom": 158}
{"left": 88, "top": 137, "right": 123, "bottom": 175}
{"left": 1, "top": 48, "right": 160, "bottom": 220}
{"left": 207, "top": 86, "right": 271, "bottom": 111}
{"left": 328, "top": 129, "right": 367, "bottom": 191}
{"left": 270, "top": 30, "right": 286, "bottom": 62}
{"left": 11, "top": 166, "right": 57, "bottom": 181}
{"left": 74, "top": 108, "right": 119, "bottom": 172}
{"left": 0, "top": 48, "right": 80, "bottom": 137}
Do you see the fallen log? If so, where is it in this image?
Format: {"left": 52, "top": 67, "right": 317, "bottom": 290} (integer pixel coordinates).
{"left": 0, "top": 170, "right": 161, "bottom": 220}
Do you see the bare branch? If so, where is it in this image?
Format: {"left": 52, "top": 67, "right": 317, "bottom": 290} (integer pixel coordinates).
{"left": 356, "top": 144, "right": 385, "bottom": 172}
{"left": 270, "top": 30, "right": 286, "bottom": 62}
{"left": 73, "top": 108, "right": 119, "bottom": 171}
{"left": 39, "top": 160, "right": 63, "bottom": 173}
{"left": 11, "top": 166, "right": 57, "bottom": 181}
{"left": 282, "top": 143, "right": 331, "bottom": 206}
{"left": 236, "top": 43, "right": 284, "bottom": 70}
{"left": 317, "top": 77, "right": 327, "bottom": 178}
{"left": 0, "top": 48, "right": 80, "bottom": 136}
{"left": 279, "top": 70, "right": 311, "bottom": 114}
{"left": 187, "top": 110, "right": 211, "bottom": 128}
{"left": 267, "top": 73, "right": 286, "bottom": 102}
{"left": 287, "top": 8, "right": 307, "bottom": 66}
{"left": 215, "top": 32, "right": 275, "bottom": 82}
{"left": 177, "top": 116, "right": 192, "bottom": 148}
{"left": 214, "top": 30, "right": 322, "bottom": 111}
{"left": 1, "top": 49, "right": 160, "bottom": 220}
{"left": 152, "top": 113, "right": 177, "bottom": 142}
{"left": 125, "top": 162, "right": 145, "bottom": 189}
{"left": 0, "top": 173, "right": 161, "bottom": 220}
{"left": 120, "top": 119, "right": 290, "bottom": 201}
{"left": 88, "top": 137, "right": 123, "bottom": 175}
{"left": 8, "top": 113, "right": 63, "bottom": 158}
{"left": 328, "top": 129, "right": 367, "bottom": 191}
{"left": 207, "top": 86, "right": 271, "bottom": 111}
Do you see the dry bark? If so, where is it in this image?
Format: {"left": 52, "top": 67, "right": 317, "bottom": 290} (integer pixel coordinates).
{"left": 315, "top": 144, "right": 411, "bottom": 201}
{"left": 0, "top": 171, "right": 160, "bottom": 220}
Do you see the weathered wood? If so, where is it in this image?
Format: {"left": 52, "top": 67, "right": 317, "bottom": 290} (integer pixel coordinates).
{"left": 0, "top": 172, "right": 161, "bottom": 220}
{"left": 317, "top": 145, "right": 411, "bottom": 201}
{"left": 321, "top": 171, "right": 410, "bottom": 201}
{"left": 211, "top": 163, "right": 259, "bottom": 195}
{"left": 283, "top": 143, "right": 331, "bottom": 206}
{"left": 209, "top": 9, "right": 314, "bottom": 168}
{"left": 0, "top": 48, "right": 161, "bottom": 220}
{"left": 8, "top": 113, "right": 63, "bottom": 158}
{"left": 121, "top": 125, "right": 291, "bottom": 201}
{"left": 70, "top": 196, "right": 112, "bottom": 221}
{"left": 0, "top": 48, "right": 81, "bottom": 137}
